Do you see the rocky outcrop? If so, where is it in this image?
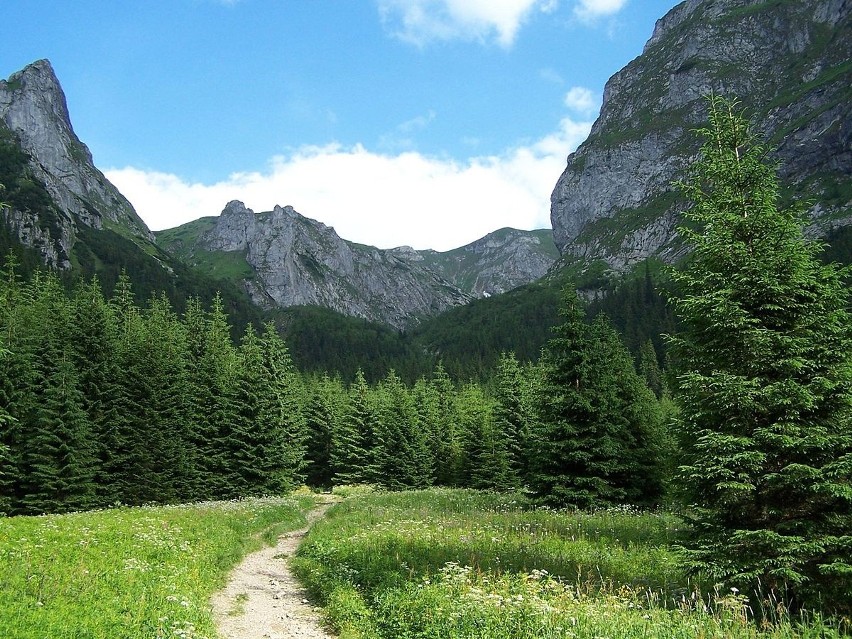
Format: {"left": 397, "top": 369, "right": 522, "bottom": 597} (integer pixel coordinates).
{"left": 415, "top": 228, "right": 558, "bottom": 297}
{"left": 551, "top": 0, "right": 851, "bottom": 270}
{"left": 195, "top": 201, "right": 472, "bottom": 329}
{"left": 0, "top": 59, "right": 152, "bottom": 267}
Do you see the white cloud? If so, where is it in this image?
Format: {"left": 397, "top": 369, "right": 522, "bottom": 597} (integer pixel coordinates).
{"left": 107, "top": 114, "right": 593, "bottom": 252}
{"left": 377, "top": 0, "right": 558, "bottom": 47}
{"left": 563, "top": 86, "right": 598, "bottom": 116}
{"left": 573, "top": 0, "right": 628, "bottom": 22}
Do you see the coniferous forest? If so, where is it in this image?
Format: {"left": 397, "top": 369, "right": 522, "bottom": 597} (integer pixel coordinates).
{"left": 0, "top": 98, "right": 851, "bottom": 618}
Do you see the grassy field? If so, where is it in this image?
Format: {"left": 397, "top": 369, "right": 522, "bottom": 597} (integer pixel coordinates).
{"left": 293, "top": 488, "right": 844, "bottom": 639}
{"left": 0, "top": 494, "right": 314, "bottom": 639}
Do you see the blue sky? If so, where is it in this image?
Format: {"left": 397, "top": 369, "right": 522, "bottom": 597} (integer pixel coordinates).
{"left": 4, "top": 0, "right": 678, "bottom": 250}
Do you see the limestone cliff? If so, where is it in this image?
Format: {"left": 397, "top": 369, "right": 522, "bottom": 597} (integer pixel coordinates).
{"left": 162, "top": 201, "right": 474, "bottom": 329}
{"left": 551, "top": 0, "right": 851, "bottom": 270}
{"left": 0, "top": 60, "right": 152, "bottom": 268}
{"left": 413, "top": 228, "right": 558, "bottom": 297}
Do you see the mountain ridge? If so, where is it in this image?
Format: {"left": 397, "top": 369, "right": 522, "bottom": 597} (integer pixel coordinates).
{"left": 156, "top": 201, "right": 557, "bottom": 329}
{"left": 550, "top": 0, "right": 851, "bottom": 271}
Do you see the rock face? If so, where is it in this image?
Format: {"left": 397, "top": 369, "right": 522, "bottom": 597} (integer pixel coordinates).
{"left": 551, "top": 0, "right": 851, "bottom": 270}
{"left": 415, "top": 228, "right": 559, "bottom": 297}
{"left": 192, "top": 201, "right": 473, "bottom": 328}
{"left": 0, "top": 60, "right": 152, "bottom": 267}
{"left": 161, "top": 203, "right": 558, "bottom": 328}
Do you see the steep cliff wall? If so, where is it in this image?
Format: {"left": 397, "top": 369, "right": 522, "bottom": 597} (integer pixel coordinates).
{"left": 551, "top": 0, "right": 851, "bottom": 270}
{"left": 0, "top": 60, "right": 152, "bottom": 268}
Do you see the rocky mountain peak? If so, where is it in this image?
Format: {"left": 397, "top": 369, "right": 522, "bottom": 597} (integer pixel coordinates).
{"left": 1, "top": 59, "right": 153, "bottom": 268}
{"left": 551, "top": 0, "right": 851, "bottom": 271}
{"left": 181, "top": 202, "right": 472, "bottom": 328}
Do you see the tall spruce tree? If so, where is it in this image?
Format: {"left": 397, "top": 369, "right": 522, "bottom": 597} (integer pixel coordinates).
{"left": 492, "top": 352, "right": 528, "bottom": 486}
{"left": 530, "top": 290, "right": 664, "bottom": 508}
{"left": 303, "top": 374, "right": 342, "bottom": 489}
{"left": 331, "top": 368, "right": 373, "bottom": 485}
{"left": 373, "top": 370, "right": 431, "bottom": 490}
{"left": 669, "top": 96, "right": 852, "bottom": 614}
{"left": 258, "top": 323, "right": 306, "bottom": 491}
{"left": 16, "top": 273, "right": 96, "bottom": 513}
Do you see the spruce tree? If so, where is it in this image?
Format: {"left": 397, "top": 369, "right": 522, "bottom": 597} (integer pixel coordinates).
{"left": 492, "top": 352, "right": 528, "bottom": 486}
{"left": 669, "top": 96, "right": 852, "bottom": 614}
{"left": 331, "top": 368, "right": 372, "bottom": 485}
{"left": 0, "top": 347, "right": 14, "bottom": 514}
{"left": 258, "top": 323, "right": 306, "bottom": 491}
{"left": 428, "top": 363, "right": 462, "bottom": 486}
{"left": 303, "top": 374, "right": 341, "bottom": 489}
{"left": 16, "top": 273, "right": 96, "bottom": 513}
{"left": 70, "top": 278, "right": 120, "bottom": 506}
{"left": 530, "top": 290, "right": 663, "bottom": 508}
{"left": 373, "top": 370, "right": 431, "bottom": 490}
{"left": 457, "top": 382, "right": 512, "bottom": 490}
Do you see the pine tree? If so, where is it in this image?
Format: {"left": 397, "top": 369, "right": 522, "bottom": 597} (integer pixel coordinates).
{"left": 457, "top": 382, "right": 513, "bottom": 490}
{"left": 230, "top": 325, "right": 273, "bottom": 495}
{"left": 303, "top": 374, "right": 342, "bottom": 489}
{"left": 0, "top": 347, "right": 15, "bottom": 514}
{"left": 197, "top": 294, "right": 241, "bottom": 499}
{"left": 331, "top": 368, "right": 372, "bottom": 485}
{"left": 669, "top": 96, "right": 852, "bottom": 613}
{"left": 530, "top": 290, "right": 664, "bottom": 508}
{"left": 492, "top": 352, "right": 528, "bottom": 486}
{"left": 16, "top": 273, "right": 96, "bottom": 513}
{"left": 69, "top": 277, "right": 121, "bottom": 506}
{"left": 428, "top": 363, "right": 462, "bottom": 486}
{"left": 258, "top": 323, "right": 306, "bottom": 491}
{"left": 373, "top": 370, "right": 431, "bottom": 490}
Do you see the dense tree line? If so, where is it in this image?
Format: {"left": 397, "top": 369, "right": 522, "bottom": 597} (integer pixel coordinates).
{"left": 0, "top": 264, "right": 305, "bottom": 513}
{"left": 0, "top": 253, "right": 669, "bottom": 514}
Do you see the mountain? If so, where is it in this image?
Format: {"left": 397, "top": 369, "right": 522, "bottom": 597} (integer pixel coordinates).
{"left": 551, "top": 0, "right": 851, "bottom": 271}
{"left": 0, "top": 60, "right": 152, "bottom": 269}
{"left": 413, "top": 228, "right": 558, "bottom": 297}
{"left": 1, "top": 59, "right": 554, "bottom": 330}
{"left": 157, "top": 202, "right": 558, "bottom": 329}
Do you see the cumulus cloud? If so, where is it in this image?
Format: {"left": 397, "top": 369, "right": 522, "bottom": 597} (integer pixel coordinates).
{"left": 377, "top": 0, "right": 558, "bottom": 47}
{"left": 573, "top": 0, "right": 628, "bottom": 22}
{"left": 106, "top": 114, "right": 593, "bottom": 252}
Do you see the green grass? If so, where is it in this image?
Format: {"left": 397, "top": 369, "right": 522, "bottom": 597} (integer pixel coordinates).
{"left": 294, "top": 489, "right": 845, "bottom": 639}
{"left": 0, "top": 495, "right": 314, "bottom": 639}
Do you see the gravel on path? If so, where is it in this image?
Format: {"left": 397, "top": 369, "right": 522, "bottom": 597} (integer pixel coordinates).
{"left": 211, "top": 498, "right": 337, "bottom": 639}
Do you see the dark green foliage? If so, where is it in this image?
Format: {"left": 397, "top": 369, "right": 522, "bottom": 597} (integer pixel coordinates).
{"left": 372, "top": 370, "right": 432, "bottom": 490}
{"left": 529, "top": 290, "right": 664, "bottom": 509}
{"left": 587, "top": 260, "right": 677, "bottom": 362}
{"left": 278, "top": 306, "right": 430, "bottom": 384}
{"left": 669, "top": 96, "right": 852, "bottom": 614}
{"left": 303, "top": 375, "right": 342, "bottom": 489}
{"left": 0, "top": 259, "right": 308, "bottom": 512}
{"left": 412, "top": 281, "right": 562, "bottom": 380}
{"left": 457, "top": 383, "right": 514, "bottom": 490}
{"left": 331, "top": 369, "right": 374, "bottom": 485}
{"left": 490, "top": 353, "right": 528, "bottom": 486}
{"left": 426, "top": 363, "right": 462, "bottom": 486}
{"left": 257, "top": 323, "right": 307, "bottom": 492}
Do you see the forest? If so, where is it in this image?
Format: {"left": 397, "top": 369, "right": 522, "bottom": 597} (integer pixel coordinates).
{"left": 1, "top": 97, "right": 851, "bottom": 620}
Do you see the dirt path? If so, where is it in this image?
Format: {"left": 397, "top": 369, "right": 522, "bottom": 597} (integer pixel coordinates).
{"left": 211, "top": 497, "right": 338, "bottom": 639}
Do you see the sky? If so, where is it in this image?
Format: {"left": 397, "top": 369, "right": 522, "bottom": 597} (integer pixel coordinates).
{"left": 3, "top": 0, "right": 679, "bottom": 251}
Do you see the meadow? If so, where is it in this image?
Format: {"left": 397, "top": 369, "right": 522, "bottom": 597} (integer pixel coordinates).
{"left": 0, "top": 494, "right": 314, "bottom": 639}
{"left": 293, "top": 488, "right": 845, "bottom": 639}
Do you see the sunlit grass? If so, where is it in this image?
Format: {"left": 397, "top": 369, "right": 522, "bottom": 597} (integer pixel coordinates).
{"left": 293, "top": 488, "right": 845, "bottom": 638}
{"left": 0, "top": 495, "right": 314, "bottom": 639}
